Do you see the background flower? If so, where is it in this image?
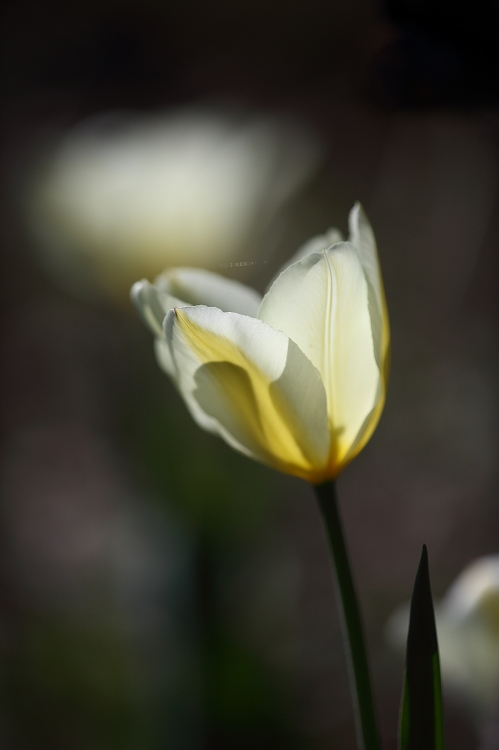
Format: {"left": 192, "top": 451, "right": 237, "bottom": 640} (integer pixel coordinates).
{"left": 26, "top": 107, "right": 322, "bottom": 304}
{"left": 386, "top": 555, "right": 499, "bottom": 720}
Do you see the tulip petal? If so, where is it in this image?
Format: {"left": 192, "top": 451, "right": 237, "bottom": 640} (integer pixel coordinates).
{"left": 349, "top": 203, "right": 389, "bottom": 367}
{"left": 131, "top": 279, "right": 184, "bottom": 337}
{"left": 131, "top": 280, "right": 186, "bottom": 376}
{"left": 156, "top": 268, "right": 262, "bottom": 317}
{"left": 266, "top": 227, "right": 343, "bottom": 290}
{"left": 153, "top": 337, "right": 175, "bottom": 377}
{"left": 259, "top": 242, "right": 381, "bottom": 467}
{"left": 165, "top": 306, "right": 330, "bottom": 481}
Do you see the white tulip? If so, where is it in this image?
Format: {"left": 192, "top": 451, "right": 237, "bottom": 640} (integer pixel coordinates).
{"left": 28, "top": 107, "right": 322, "bottom": 302}
{"left": 386, "top": 555, "right": 499, "bottom": 718}
{"left": 438, "top": 556, "right": 499, "bottom": 716}
{"left": 132, "top": 204, "right": 389, "bottom": 483}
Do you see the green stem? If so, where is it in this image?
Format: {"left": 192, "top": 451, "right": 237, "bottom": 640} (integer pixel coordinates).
{"left": 314, "top": 480, "right": 381, "bottom": 750}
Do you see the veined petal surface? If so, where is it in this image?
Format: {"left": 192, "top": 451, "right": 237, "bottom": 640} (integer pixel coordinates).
{"left": 267, "top": 227, "right": 343, "bottom": 290}
{"left": 165, "top": 306, "right": 330, "bottom": 481}
{"left": 156, "top": 267, "right": 261, "bottom": 316}
{"left": 259, "top": 242, "right": 382, "bottom": 470}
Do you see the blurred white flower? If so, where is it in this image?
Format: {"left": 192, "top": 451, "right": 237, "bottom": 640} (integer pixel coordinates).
{"left": 386, "top": 555, "right": 499, "bottom": 719}
{"left": 27, "top": 106, "right": 323, "bottom": 303}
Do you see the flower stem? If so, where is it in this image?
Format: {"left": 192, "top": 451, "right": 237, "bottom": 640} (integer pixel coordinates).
{"left": 314, "top": 480, "right": 381, "bottom": 750}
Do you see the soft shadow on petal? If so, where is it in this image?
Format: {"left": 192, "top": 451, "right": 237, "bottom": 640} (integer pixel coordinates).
{"left": 153, "top": 337, "right": 176, "bottom": 378}
{"left": 194, "top": 362, "right": 272, "bottom": 464}
{"left": 156, "top": 268, "right": 262, "bottom": 316}
{"left": 339, "top": 389, "right": 381, "bottom": 470}
{"left": 269, "top": 339, "right": 331, "bottom": 472}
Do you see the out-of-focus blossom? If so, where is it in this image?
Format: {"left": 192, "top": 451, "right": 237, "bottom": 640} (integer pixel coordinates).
{"left": 132, "top": 204, "right": 390, "bottom": 483}
{"left": 386, "top": 555, "right": 499, "bottom": 718}
{"left": 27, "top": 107, "right": 323, "bottom": 303}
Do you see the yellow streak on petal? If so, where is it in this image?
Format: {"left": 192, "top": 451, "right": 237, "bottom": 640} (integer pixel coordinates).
{"left": 332, "top": 290, "right": 390, "bottom": 476}
{"left": 174, "top": 308, "right": 327, "bottom": 481}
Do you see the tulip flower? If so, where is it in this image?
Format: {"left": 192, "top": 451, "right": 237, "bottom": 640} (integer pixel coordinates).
{"left": 133, "top": 203, "right": 389, "bottom": 750}
{"left": 387, "top": 554, "right": 499, "bottom": 720}
{"left": 132, "top": 202, "right": 389, "bottom": 485}
{"left": 27, "top": 107, "right": 322, "bottom": 303}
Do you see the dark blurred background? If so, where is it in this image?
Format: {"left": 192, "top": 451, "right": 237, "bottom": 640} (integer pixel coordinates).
{"left": 2, "top": 0, "right": 499, "bottom": 748}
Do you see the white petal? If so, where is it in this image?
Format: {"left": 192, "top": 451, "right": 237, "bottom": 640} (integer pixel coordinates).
{"left": 131, "top": 279, "right": 185, "bottom": 337}
{"left": 156, "top": 267, "right": 261, "bottom": 316}
{"left": 154, "top": 337, "right": 175, "bottom": 377}
{"left": 348, "top": 203, "right": 389, "bottom": 366}
{"left": 266, "top": 227, "right": 343, "bottom": 290}
{"left": 164, "top": 305, "right": 330, "bottom": 481}
{"left": 259, "top": 243, "right": 381, "bottom": 465}
{"left": 131, "top": 280, "right": 186, "bottom": 376}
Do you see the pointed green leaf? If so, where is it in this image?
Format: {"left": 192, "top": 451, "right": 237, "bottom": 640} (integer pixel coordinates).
{"left": 399, "top": 545, "right": 444, "bottom": 750}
